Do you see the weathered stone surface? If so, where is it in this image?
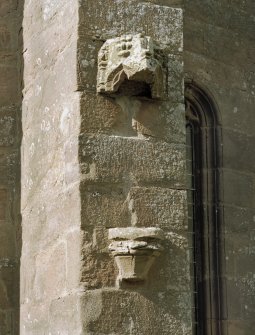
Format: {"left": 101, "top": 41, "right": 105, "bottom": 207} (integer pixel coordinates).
{"left": 218, "top": 89, "right": 255, "bottom": 137}
{"left": 49, "top": 294, "right": 82, "bottom": 335}
{"left": 223, "top": 205, "right": 255, "bottom": 233}
{"left": 33, "top": 242, "right": 67, "bottom": 301}
{"left": 114, "top": 97, "right": 185, "bottom": 140}
{"left": 0, "top": 105, "right": 17, "bottom": 146}
{"left": 127, "top": 99, "right": 185, "bottom": 142}
{"left": 226, "top": 276, "right": 255, "bottom": 321}
{"left": 224, "top": 232, "right": 255, "bottom": 276}
{"left": 80, "top": 184, "right": 129, "bottom": 229}
{"left": 0, "top": 310, "right": 19, "bottom": 335}
{"left": 80, "top": 135, "right": 186, "bottom": 186}
{"left": 184, "top": 16, "right": 255, "bottom": 70}
{"left": 80, "top": 186, "right": 188, "bottom": 233}
{"left": 185, "top": 52, "right": 249, "bottom": 94}
{"left": 0, "top": 62, "right": 19, "bottom": 107}
{"left": 81, "top": 289, "right": 192, "bottom": 335}
{"left": 0, "top": 150, "right": 19, "bottom": 187}
{"left": 0, "top": 1, "right": 18, "bottom": 17}
{"left": 81, "top": 93, "right": 186, "bottom": 143}
{"left": 222, "top": 128, "right": 255, "bottom": 174}
{"left": 23, "top": 17, "right": 77, "bottom": 89}
{"left": 0, "top": 266, "right": 19, "bottom": 307}
{"left": 79, "top": 1, "right": 183, "bottom": 50}
{"left": 20, "top": 302, "right": 50, "bottom": 335}
{"left": 21, "top": 183, "right": 81, "bottom": 258}
{"left": 167, "top": 54, "right": 184, "bottom": 103}
{"left": 127, "top": 187, "right": 188, "bottom": 231}
{"left": 80, "top": 92, "right": 123, "bottom": 133}
{"left": 21, "top": 0, "right": 81, "bottom": 334}
{"left": 227, "top": 320, "right": 255, "bottom": 335}
{"left": 80, "top": 252, "right": 117, "bottom": 289}
{"left": 77, "top": 38, "right": 102, "bottom": 92}
{"left": 185, "top": 0, "right": 255, "bottom": 41}
{"left": 0, "top": 223, "right": 16, "bottom": 259}
{"left": 222, "top": 169, "right": 254, "bottom": 208}
{"left": 0, "top": 18, "right": 19, "bottom": 53}
{"left": 23, "top": 0, "right": 75, "bottom": 36}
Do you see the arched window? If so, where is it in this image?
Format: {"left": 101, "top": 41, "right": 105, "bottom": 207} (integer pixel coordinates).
{"left": 185, "top": 81, "right": 225, "bottom": 335}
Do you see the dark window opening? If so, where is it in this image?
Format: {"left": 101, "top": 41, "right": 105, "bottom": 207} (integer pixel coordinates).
{"left": 185, "top": 82, "right": 225, "bottom": 335}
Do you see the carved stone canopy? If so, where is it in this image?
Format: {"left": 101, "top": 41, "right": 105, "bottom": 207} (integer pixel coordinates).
{"left": 97, "top": 34, "right": 166, "bottom": 99}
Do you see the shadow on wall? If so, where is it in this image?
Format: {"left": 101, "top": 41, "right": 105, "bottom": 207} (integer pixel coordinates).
{"left": 0, "top": 0, "right": 24, "bottom": 334}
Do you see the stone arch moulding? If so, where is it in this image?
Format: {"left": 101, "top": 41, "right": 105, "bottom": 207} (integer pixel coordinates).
{"left": 185, "top": 80, "right": 226, "bottom": 335}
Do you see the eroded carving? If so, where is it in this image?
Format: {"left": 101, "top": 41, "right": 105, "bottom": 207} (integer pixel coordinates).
{"left": 97, "top": 34, "right": 166, "bottom": 99}
{"left": 108, "top": 227, "right": 164, "bottom": 284}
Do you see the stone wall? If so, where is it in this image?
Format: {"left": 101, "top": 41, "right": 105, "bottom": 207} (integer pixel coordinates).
{"left": 77, "top": 1, "right": 192, "bottom": 334}
{"left": 20, "top": 0, "right": 81, "bottom": 333}
{"left": 20, "top": 0, "right": 193, "bottom": 334}
{"left": 3, "top": 0, "right": 254, "bottom": 334}
{"left": 184, "top": 0, "right": 255, "bottom": 334}
{"left": 0, "top": 0, "right": 22, "bottom": 334}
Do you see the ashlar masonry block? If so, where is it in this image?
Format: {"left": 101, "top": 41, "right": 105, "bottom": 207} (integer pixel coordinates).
{"left": 80, "top": 135, "right": 186, "bottom": 187}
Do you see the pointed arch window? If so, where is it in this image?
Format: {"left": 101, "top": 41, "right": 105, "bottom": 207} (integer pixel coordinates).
{"left": 185, "top": 82, "right": 225, "bottom": 335}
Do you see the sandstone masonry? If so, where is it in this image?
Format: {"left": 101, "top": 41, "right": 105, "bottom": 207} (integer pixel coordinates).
{"left": 0, "top": 1, "right": 254, "bottom": 335}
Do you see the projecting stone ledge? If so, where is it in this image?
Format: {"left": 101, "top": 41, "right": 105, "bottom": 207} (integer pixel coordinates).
{"left": 97, "top": 34, "right": 167, "bottom": 99}
{"left": 108, "top": 227, "right": 164, "bottom": 285}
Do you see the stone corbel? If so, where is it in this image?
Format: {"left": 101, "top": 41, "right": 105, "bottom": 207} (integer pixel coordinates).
{"left": 108, "top": 227, "right": 164, "bottom": 285}
{"left": 97, "top": 34, "right": 167, "bottom": 99}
